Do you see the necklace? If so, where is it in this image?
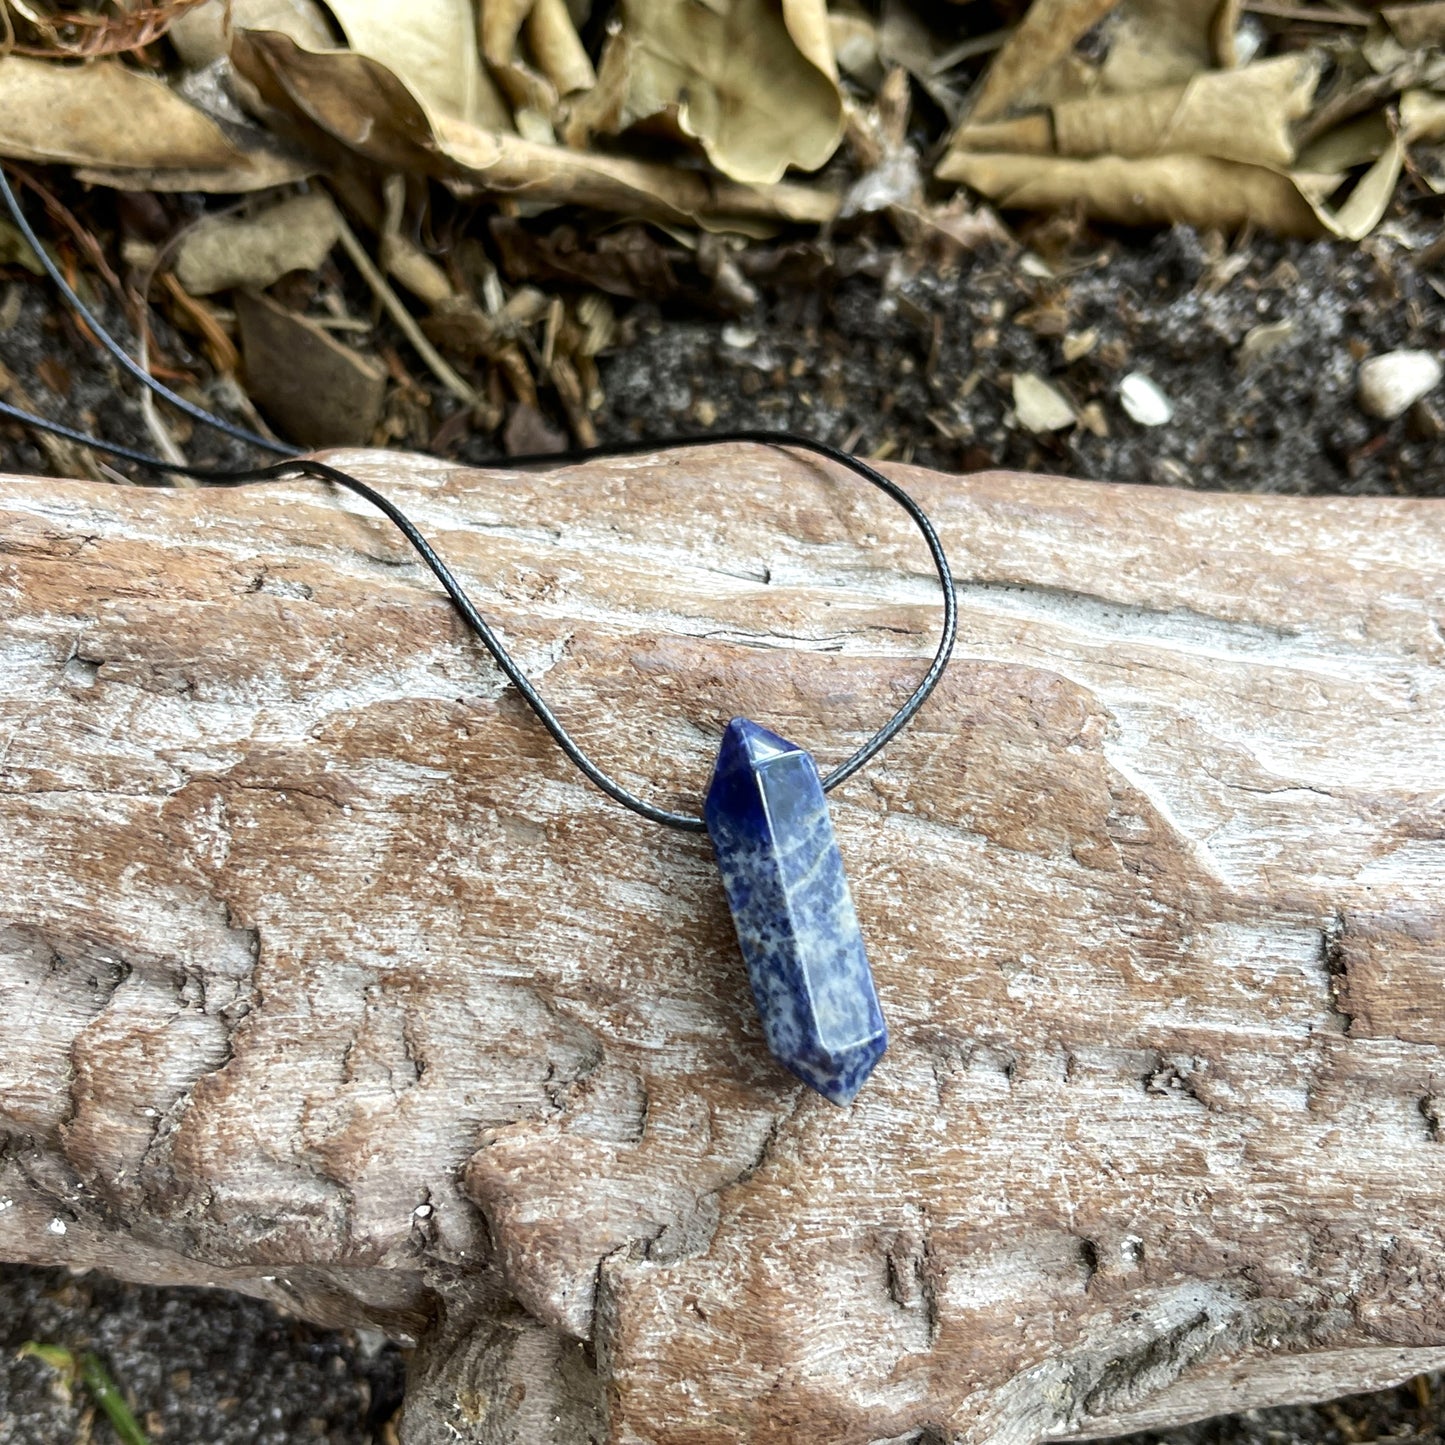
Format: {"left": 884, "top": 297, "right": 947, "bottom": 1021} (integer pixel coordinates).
{"left": 4, "top": 425, "right": 958, "bottom": 1103}
{"left": 0, "top": 170, "right": 957, "bottom": 1106}
{"left": 203, "top": 441, "right": 957, "bottom": 1106}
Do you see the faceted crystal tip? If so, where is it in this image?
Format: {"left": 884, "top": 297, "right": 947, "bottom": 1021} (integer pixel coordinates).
{"left": 705, "top": 717, "right": 888, "bottom": 1107}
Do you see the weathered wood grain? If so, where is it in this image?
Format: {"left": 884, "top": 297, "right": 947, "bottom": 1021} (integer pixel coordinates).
{"left": 0, "top": 449, "right": 1442, "bottom": 1445}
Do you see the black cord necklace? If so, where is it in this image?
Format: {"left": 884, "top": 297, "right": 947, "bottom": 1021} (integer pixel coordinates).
{"left": 0, "top": 167, "right": 957, "bottom": 1105}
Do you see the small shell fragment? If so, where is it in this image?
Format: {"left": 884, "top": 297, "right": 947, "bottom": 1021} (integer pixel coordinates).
{"left": 1012, "top": 372, "right": 1075, "bottom": 432}
{"left": 1357, "top": 350, "right": 1442, "bottom": 421}
{"left": 1120, "top": 372, "right": 1173, "bottom": 427}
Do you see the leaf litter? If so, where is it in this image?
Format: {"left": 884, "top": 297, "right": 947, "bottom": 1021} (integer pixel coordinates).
{"left": 0, "top": 0, "right": 1437, "bottom": 462}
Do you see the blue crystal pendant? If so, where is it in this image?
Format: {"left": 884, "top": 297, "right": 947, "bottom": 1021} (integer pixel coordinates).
{"left": 703, "top": 718, "right": 887, "bottom": 1106}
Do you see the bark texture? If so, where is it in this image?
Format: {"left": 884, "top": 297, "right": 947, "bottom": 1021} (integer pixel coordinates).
{"left": 1, "top": 449, "right": 1443, "bottom": 1445}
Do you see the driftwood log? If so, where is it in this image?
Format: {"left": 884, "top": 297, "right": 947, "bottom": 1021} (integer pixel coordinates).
{"left": 1, "top": 449, "right": 1443, "bottom": 1445}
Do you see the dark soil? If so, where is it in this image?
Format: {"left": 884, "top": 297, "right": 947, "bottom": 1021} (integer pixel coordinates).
{"left": 1, "top": 213, "right": 1443, "bottom": 493}
{"left": 0, "top": 1263, "right": 405, "bottom": 1444}
{"left": 578, "top": 226, "right": 1444, "bottom": 495}
{"left": 0, "top": 212, "right": 1442, "bottom": 1443}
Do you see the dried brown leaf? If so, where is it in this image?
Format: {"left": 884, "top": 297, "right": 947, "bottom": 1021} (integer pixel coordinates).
{"left": 526, "top": 0, "right": 596, "bottom": 99}
{"left": 1051, "top": 54, "right": 1319, "bottom": 166}
{"left": 939, "top": 134, "right": 1402, "bottom": 239}
{"left": 948, "top": 55, "right": 1319, "bottom": 167}
{"left": 968, "top": 0, "right": 1247, "bottom": 125}
{"left": 1098, "top": 0, "right": 1222, "bottom": 91}
{"left": 232, "top": 28, "right": 839, "bottom": 226}
{"left": 173, "top": 191, "right": 342, "bottom": 294}
{"left": 236, "top": 288, "right": 386, "bottom": 447}
{"left": 566, "top": 0, "right": 845, "bottom": 184}
{"left": 1295, "top": 110, "right": 1391, "bottom": 171}
{"left": 480, "top": 0, "right": 557, "bottom": 119}
{"left": 324, "top": 0, "right": 512, "bottom": 129}
{"left": 0, "top": 53, "right": 300, "bottom": 184}
{"left": 967, "top": 0, "right": 1119, "bottom": 121}
{"left": 1307, "top": 135, "right": 1403, "bottom": 239}
{"left": 936, "top": 149, "right": 1322, "bottom": 232}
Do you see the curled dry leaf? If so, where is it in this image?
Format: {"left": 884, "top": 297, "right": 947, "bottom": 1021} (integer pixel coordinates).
{"left": 567, "top": 0, "right": 845, "bottom": 184}
{"left": 940, "top": 0, "right": 1419, "bottom": 243}
{"left": 948, "top": 55, "right": 1319, "bottom": 167}
{"left": 1050, "top": 54, "right": 1319, "bottom": 167}
{"left": 527, "top": 0, "right": 597, "bottom": 98}
{"left": 231, "top": 29, "right": 838, "bottom": 227}
{"left": 938, "top": 150, "right": 1322, "bottom": 233}
{"left": 1308, "top": 137, "right": 1404, "bottom": 240}
{"left": 939, "top": 141, "right": 1404, "bottom": 239}
{"left": 1096, "top": 0, "right": 1223, "bottom": 92}
{"left": 968, "top": 0, "right": 1248, "bottom": 123}
{"left": 0, "top": 53, "right": 303, "bottom": 188}
{"left": 480, "top": 0, "right": 596, "bottom": 132}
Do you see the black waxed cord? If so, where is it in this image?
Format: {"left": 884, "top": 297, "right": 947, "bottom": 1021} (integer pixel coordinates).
{"left": 0, "top": 406, "right": 957, "bottom": 829}
{"left": 0, "top": 168, "right": 957, "bottom": 830}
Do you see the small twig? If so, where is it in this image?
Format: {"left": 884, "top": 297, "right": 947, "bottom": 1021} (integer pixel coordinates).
{"left": 12, "top": 168, "right": 124, "bottom": 298}
{"left": 333, "top": 211, "right": 481, "bottom": 409}
{"left": 134, "top": 302, "right": 192, "bottom": 480}
{"left": 158, "top": 272, "right": 240, "bottom": 376}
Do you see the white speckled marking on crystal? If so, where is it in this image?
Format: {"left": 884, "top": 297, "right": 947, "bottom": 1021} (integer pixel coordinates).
{"left": 704, "top": 719, "right": 887, "bottom": 1105}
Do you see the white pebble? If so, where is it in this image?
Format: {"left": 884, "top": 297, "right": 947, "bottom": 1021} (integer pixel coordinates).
{"left": 48, "top": 1217, "right": 67, "bottom": 1235}
{"left": 1120, "top": 372, "right": 1174, "bottom": 427}
{"left": 1012, "top": 372, "right": 1075, "bottom": 433}
{"left": 1357, "top": 350, "right": 1442, "bottom": 421}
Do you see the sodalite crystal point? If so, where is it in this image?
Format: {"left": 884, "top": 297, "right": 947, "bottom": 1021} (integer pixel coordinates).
{"left": 704, "top": 717, "right": 887, "bottom": 1106}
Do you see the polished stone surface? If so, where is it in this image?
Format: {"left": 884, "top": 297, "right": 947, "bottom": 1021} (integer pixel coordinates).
{"left": 703, "top": 718, "right": 887, "bottom": 1105}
